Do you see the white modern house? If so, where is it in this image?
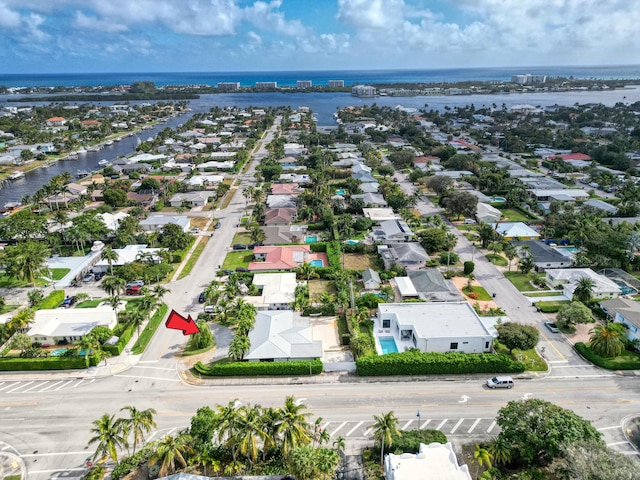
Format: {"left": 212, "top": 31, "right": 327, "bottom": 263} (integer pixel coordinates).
{"left": 545, "top": 268, "right": 621, "bottom": 300}
{"left": 139, "top": 215, "right": 191, "bottom": 233}
{"left": 371, "top": 220, "right": 414, "bottom": 242}
{"left": 376, "top": 302, "right": 494, "bottom": 354}
{"left": 385, "top": 442, "right": 472, "bottom": 480}
{"left": 27, "top": 306, "right": 117, "bottom": 346}
{"left": 475, "top": 202, "right": 502, "bottom": 224}
{"left": 93, "top": 244, "right": 167, "bottom": 272}
{"left": 245, "top": 273, "right": 298, "bottom": 310}
{"left": 600, "top": 297, "right": 640, "bottom": 343}
{"left": 245, "top": 310, "right": 323, "bottom": 362}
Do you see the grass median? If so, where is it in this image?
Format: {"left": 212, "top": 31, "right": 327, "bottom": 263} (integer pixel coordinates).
{"left": 131, "top": 303, "right": 168, "bottom": 355}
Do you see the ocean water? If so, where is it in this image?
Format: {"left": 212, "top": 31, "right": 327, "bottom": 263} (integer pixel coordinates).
{"left": 2, "top": 65, "right": 640, "bottom": 88}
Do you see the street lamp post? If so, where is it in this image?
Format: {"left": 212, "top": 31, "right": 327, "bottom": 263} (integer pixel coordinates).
{"left": 416, "top": 410, "right": 421, "bottom": 430}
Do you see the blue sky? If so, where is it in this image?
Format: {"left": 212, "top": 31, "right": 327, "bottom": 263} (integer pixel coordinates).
{"left": 1, "top": 0, "right": 639, "bottom": 73}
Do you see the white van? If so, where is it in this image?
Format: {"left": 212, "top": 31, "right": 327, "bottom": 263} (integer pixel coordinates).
{"left": 463, "top": 218, "right": 476, "bottom": 224}
{"left": 204, "top": 305, "right": 215, "bottom": 313}
{"left": 486, "top": 376, "right": 514, "bottom": 389}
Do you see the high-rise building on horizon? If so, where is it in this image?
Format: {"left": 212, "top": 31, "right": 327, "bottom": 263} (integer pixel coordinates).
{"left": 511, "top": 74, "right": 547, "bottom": 85}
{"left": 351, "top": 84, "right": 377, "bottom": 97}
{"left": 217, "top": 82, "right": 240, "bottom": 91}
{"left": 297, "top": 80, "right": 312, "bottom": 89}
{"left": 328, "top": 80, "right": 344, "bottom": 88}
{"left": 255, "top": 81, "right": 277, "bottom": 89}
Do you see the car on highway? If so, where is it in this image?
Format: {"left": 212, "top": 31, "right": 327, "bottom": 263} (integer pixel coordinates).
{"left": 544, "top": 321, "right": 560, "bottom": 333}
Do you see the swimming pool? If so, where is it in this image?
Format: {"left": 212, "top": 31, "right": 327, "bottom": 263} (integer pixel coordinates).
{"left": 309, "top": 259, "right": 324, "bottom": 267}
{"left": 345, "top": 239, "right": 359, "bottom": 245}
{"left": 50, "top": 348, "right": 88, "bottom": 356}
{"left": 613, "top": 279, "right": 637, "bottom": 295}
{"left": 554, "top": 246, "right": 579, "bottom": 256}
{"left": 305, "top": 235, "right": 318, "bottom": 243}
{"left": 379, "top": 337, "right": 399, "bottom": 354}
{"left": 335, "top": 189, "right": 346, "bottom": 195}
{"left": 489, "top": 196, "right": 506, "bottom": 203}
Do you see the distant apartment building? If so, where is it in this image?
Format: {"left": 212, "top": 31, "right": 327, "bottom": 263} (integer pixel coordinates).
{"left": 256, "top": 81, "right": 278, "bottom": 89}
{"left": 218, "top": 82, "right": 241, "bottom": 91}
{"left": 297, "top": 80, "right": 312, "bottom": 89}
{"left": 351, "top": 84, "right": 377, "bottom": 97}
{"left": 328, "top": 80, "right": 345, "bottom": 88}
{"left": 511, "top": 74, "right": 547, "bottom": 85}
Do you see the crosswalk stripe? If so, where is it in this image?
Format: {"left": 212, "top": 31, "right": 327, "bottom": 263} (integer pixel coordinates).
{"left": 0, "top": 382, "right": 20, "bottom": 392}
{"left": 5, "top": 381, "right": 33, "bottom": 393}
{"left": 435, "top": 419, "right": 448, "bottom": 431}
{"left": 467, "top": 418, "right": 481, "bottom": 433}
{"left": 321, "top": 422, "right": 330, "bottom": 431}
{"left": 38, "top": 381, "right": 64, "bottom": 392}
{"left": 450, "top": 419, "right": 464, "bottom": 434}
{"left": 54, "top": 380, "right": 74, "bottom": 391}
{"left": 363, "top": 425, "right": 374, "bottom": 436}
{"left": 345, "top": 421, "right": 363, "bottom": 437}
{"left": 73, "top": 380, "right": 85, "bottom": 388}
{"left": 487, "top": 421, "right": 497, "bottom": 433}
{"left": 607, "top": 441, "right": 628, "bottom": 446}
{"left": 401, "top": 420, "right": 414, "bottom": 430}
{"left": 22, "top": 381, "right": 49, "bottom": 393}
{"left": 330, "top": 422, "right": 347, "bottom": 437}
{"left": 419, "top": 419, "right": 431, "bottom": 430}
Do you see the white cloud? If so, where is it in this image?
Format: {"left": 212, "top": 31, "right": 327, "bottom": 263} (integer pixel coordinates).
{"left": 0, "top": 1, "right": 21, "bottom": 28}
{"left": 337, "top": 0, "right": 405, "bottom": 30}
{"left": 73, "top": 11, "right": 128, "bottom": 33}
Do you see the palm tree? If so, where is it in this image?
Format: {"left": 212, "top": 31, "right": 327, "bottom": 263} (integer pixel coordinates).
{"left": 234, "top": 405, "right": 268, "bottom": 464}
{"left": 152, "top": 284, "right": 170, "bottom": 304}
{"left": 503, "top": 243, "right": 518, "bottom": 272}
{"left": 102, "top": 275, "right": 126, "bottom": 297}
{"left": 373, "top": 411, "right": 400, "bottom": 465}
{"left": 129, "top": 309, "right": 147, "bottom": 341}
{"left": 477, "top": 222, "right": 497, "bottom": 248}
{"left": 100, "top": 247, "right": 119, "bottom": 276}
{"left": 487, "top": 438, "right": 512, "bottom": 466}
{"left": 7, "top": 308, "right": 35, "bottom": 333}
{"left": 150, "top": 432, "right": 193, "bottom": 477}
{"left": 88, "top": 413, "right": 127, "bottom": 463}
{"left": 277, "top": 396, "right": 313, "bottom": 456}
{"left": 472, "top": 443, "right": 493, "bottom": 479}
{"left": 573, "top": 277, "right": 595, "bottom": 303}
{"left": 228, "top": 334, "right": 250, "bottom": 361}
{"left": 75, "top": 332, "right": 100, "bottom": 365}
{"left": 296, "top": 261, "right": 320, "bottom": 281}
{"left": 120, "top": 406, "right": 157, "bottom": 454}
{"left": 518, "top": 255, "right": 535, "bottom": 274}
{"left": 590, "top": 322, "right": 626, "bottom": 358}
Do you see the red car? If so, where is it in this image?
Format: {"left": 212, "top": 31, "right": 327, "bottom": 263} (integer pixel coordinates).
{"left": 125, "top": 286, "right": 142, "bottom": 296}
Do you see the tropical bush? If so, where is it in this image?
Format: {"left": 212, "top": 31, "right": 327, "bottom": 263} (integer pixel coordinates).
{"left": 194, "top": 358, "right": 323, "bottom": 376}
{"left": 0, "top": 355, "right": 99, "bottom": 370}
{"left": 36, "top": 290, "right": 66, "bottom": 310}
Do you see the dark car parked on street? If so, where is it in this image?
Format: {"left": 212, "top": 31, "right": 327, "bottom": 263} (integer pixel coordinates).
{"left": 232, "top": 244, "right": 247, "bottom": 250}
{"left": 198, "top": 292, "right": 206, "bottom": 303}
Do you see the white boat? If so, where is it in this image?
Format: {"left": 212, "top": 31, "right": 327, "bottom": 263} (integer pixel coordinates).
{"left": 114, "top": 137, "right": 122, "bottom": 142}
{"left": 76, "top": 147, "right": 87, "bottom": 155}
{"left": 104, "top": 140, "right": 114, "bottom": 146}
{"left": 8, "top": 171, "right": 24, "bottom": 180}
{"left": 86, "top": 146, "right": 101, "bottom": 152}
{"left": 98, "top": 159, "right": 109, "bottom": 166}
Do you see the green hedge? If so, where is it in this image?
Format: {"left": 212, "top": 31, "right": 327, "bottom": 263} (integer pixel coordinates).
{"left": 574, "top": 342, "right": 640, "bottom": 370}
{"left": 0, "top": 355, "right": 98, "bottom": 371}
{"left": 356, "top": 351, "right": 525, "bottom": 376}
{"left": 309, "top": 242, "right": 327, "bottom": 252}
{"left": 537, "top": 301, "right": 567, "bottom": 313}
{"left": 194, "top": 358, "right": 323, "bottom": 377}
{"left": 103, "top": 322, "right": 136, "bottom": 355}
{"left": 325, "top": 241, "right": 342, "bottom": 269}
{"left": 131, "top": 304, "right": 168, "bottom": 355}
{"left": 36, "top": 290, "right": 66, "bottom": 310}
{"left": 111, "top": 446, "right": 154, "bottom": 480}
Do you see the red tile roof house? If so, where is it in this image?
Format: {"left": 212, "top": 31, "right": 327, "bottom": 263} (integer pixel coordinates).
{"left": 46, "top": 117, "right": 66, "bottom": 127}
{"left": 271, "top": 183, "right": 300, "bottom": 195}
{"left": 81, "top": 119, "right": 102, "bottom": 129}
{"left": 249, "top": 246, "right": 329, "bottom": 271}
{"left": 264, "top": 208, "right": 297, "bottom": 226}
{"left": 558, "top": 152, "right": 592, "bottom": 162}
{"left": 413, "top": 156, "right": 440, "bottom": 169}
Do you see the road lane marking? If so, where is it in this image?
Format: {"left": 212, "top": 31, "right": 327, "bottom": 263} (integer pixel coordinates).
{"left": 551, "top": 364, "right": 596, "bottom": 368}
{"left": 114, "top": 374, "right": 180, "bottom": 382}
{"left": 72, "top": 380, "right": 85, "bottom": 388}
{"left": 548, "top": 360, "right": 569, "bottom": 364}
{"left": 401, "top": 420, "right": 414, "bottom": 430}
{"left": 467, "top": 419, "right": 481, "bottom": 433}
{"left": 538, "top": 331, "right": 566, "bottom": 360}
{"left": 146, "top": 431, "right": 158, "bottom": 442}
{"left": 38, "top": 381, "right": 64, "bottom": 392}
{"left": 346, "top": 421, "right": 363, "bottom": 437}
{"left": 166, "top": 427, "right": 178, "bottom": 436}
{"left": 132, "top": 366, "right": 175, "bottom": 371}
{"left": 487, "top": 421, "right": 497, "bottom": 433}
{"left": 450, "top": 419, "right": 464, "bottom": 434}
{"left": 435, "top": 419, "right": 448, "bottom": 431}
{"left": 321, "top": 422, "right": 330, "bottom": 431}
{"left": 419, "top": 419, "right": 431, "bottom": 430}
{"left": 29, "top": 468, "right": 85, "bottom": 474}
{"left": 54, "top": 380, "right": 75, "bottom": 391}
{"left": 5, "top": 382, "right": 33, "bottom": 393}
{"left": 138, "top": 360, "right": 159, "bottom": 363}
{"left": 22, "top": 451, "right": 88, "bottom": 457}
{"left": 607, "top": 441, "right": 628, "bottom": 446}
{"left": 622, "top": 451, "right": 640, "bottom": 455}
{"left": 363, "top": 425, "right": 374, "bottom": 436}
{"left": 598, "top": 426, "right": 620, "bottom": 431}
{"left": 0, "top": 418, "right": 25, "bottom": 421}
{"left": 0, "top": 383, "right": 21, "bottom": 392}
{"left": 549, "top": 374, "right": 616, "bottom": 378}
{"left": 331, "top": 422, "right": 347, "bottom": 436}
{"left": 21, "top": 381, "right": 49, "bottom": 393}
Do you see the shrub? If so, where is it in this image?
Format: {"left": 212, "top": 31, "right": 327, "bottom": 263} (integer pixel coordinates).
{"left": 36, "top": 290, "right": 66, "bottom": 310}
{"left": 194, "top": 358, "right": 323, "bottom": 376}
{"left": 111, "top": 446, "right": 154, "bottom": 480}
{"left": 575, "top": 342, "right": 640, "bottom": 370}
{"left": 356, "top": 351, "right": 525, "bottom": 376}
{"left": 325, "top": 241, "right": 342, "bottom": 269}
{"left": 0, "top": 355, "right": 99, "bottom": 371}
{"left": 467, "top": 292, "right": 479, "bottom": 300}
{"left": 463, "top": 261, "right": 475, "bottom": 275}
{"left": 439, "top": 252, "right": 459, "bottom": 265}
{"left": 309, "top": 242, "right": 327, "bottom": 252}
{"left": 103, "top": 322, "right": 136, "bottom": 355}
{"left": 374, "top": 429, "right": 447, "bottom": 455}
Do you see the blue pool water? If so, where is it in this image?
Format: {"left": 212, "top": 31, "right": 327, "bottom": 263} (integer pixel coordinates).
{"left": 345, "top": 239, "right": 359, "bottom": 245}
{"left": 379, "top": 337, "right": 399, "bottom": 354}
{"left": 50, "top": 348, "right": 88, "bottom": 356}
{"left": 613, "top": 279, "right": 637, "bottom": 295}
{"left": 489, "top": 196, "right": 506, "bottom": 202}
{"left": 305, "top": 235, "right": 318, "bottom": 243}
{"left": 336, "top": 189, "right": 346, "bottom": 195}
{"left": 309, "top": 259, "right": 324, "bottom": 267}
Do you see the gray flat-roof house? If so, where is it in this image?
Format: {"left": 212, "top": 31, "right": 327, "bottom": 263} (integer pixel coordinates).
{"left": 266, "top": 194, "right": 297, "bottom": 209}
{"left": 169, "top": 191, "right": 211, "bottom": 208}
{"left": 139, "top": 215, "right": 190, "bottom": 233}
{"left": 395, "top": 269, "right": 464, "bottom": 302}
{"left": 513, "top": 240, "right": 572, "bottom": 271}
{"left": 359, "top": 182, "right": 380, "bottom": 193}
{"left": 376, "top": 302, "right": 494, "bottom": 354}
{"left": 378, "top": 242, "right": 429, "bottom": 269}
{"left": 372, "top": 220, "right": 414, "bottom": 243}
{"left": 362, "top": 268, "right": 382, "bottom": 290}
{"left": 600, "top": 297, "right": 640, "bottom": 343}
{"left": 245, "top": 310, "right": 323, "bottom": 362}
{"left": 583, "top": 199, "right": 618, "bottom": 215}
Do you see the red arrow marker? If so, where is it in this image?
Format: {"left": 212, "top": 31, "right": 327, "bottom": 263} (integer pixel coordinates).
{"left": 165, "top": 309, "right": 200, "bottom": 336}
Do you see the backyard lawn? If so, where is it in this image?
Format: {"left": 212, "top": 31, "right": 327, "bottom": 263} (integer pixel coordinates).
{"left": 309, "top": 279, "right": 336, "bottom": 299}
{"left": 50, "top": 268, "right": 70, "bottom": 280}
{"left": 462, "top": 285, "right": 492, "bottom": 301}
{"left": 76, "top": 299, "right": 104, "bottom": 308}
{"left": 232, "top": 232, "right": 253, "bottom": 244}
{"left": 498, "top": 208, "right": 530, "bottom": 222}
{"left": 342, "top": 253, "right": 373, "bottom": 270}
{"left": 504, "top": 272, "right": 546, "bottom": 291}
{"left": 221, "top": 251, "right": 253, "bottom": 270}
{"left": 494, "top": 342, "right": 548, "bottom": 371}
{"left": 485, "top": 253, "right": 508, "bottom": 266}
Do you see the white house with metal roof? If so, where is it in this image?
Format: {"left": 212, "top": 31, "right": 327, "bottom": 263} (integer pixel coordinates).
{"left": 376, "top": 302, "right": 494, "bottom": 354}
{"left": 546, "top": 268, "right": 621, "bottom": 300}
{"left": 139, "top": 214, "right": 190, "bottom": 233}
{"left": 385, "top": 442, "right": 472, "bottom": 480}
{"left": 93, "top": 244, "right": 167, "bottom": 273}
{"left": 245, "top": 273, "right": 298, "bottom": 310}
{"left": 245, "top": 310, "right": 323, "bottom": 362}
{"left": 492, "top": 222, "right": 540, "bottom": 240}
{"left": 27, "top": 306, "right": 117, "bottom": 346}
{"left": 372, "top": 220, "right": 414, "bottom": 242}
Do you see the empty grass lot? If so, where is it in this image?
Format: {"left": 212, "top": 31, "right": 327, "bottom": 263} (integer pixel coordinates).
{"left": 504, "top": 272, "right": 546, "bottom": 291}
{"left": 342, "top": 253, "right": 373, "bottom": 270}
{"left": 222, "top": 251, "right": 253, "bottom": 270}
{"left": 498, "top": 208, "right": 530, "bottom": 222}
